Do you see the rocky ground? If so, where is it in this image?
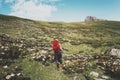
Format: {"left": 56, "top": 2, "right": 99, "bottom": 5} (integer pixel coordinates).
{"left": 0, "top": 33, "right": 120, "bottom": 80}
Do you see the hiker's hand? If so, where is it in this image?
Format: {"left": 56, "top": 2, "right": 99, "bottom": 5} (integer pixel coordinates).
{"left": 60, "top": 51, "right": 63, "bottom": 53}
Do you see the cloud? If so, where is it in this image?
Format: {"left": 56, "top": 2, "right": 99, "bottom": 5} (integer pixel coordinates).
{"left": 6, "top": 0, "right": 58, "bottom": 21}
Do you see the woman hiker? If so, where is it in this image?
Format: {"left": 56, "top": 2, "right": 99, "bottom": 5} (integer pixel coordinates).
{"left": 52, "top": 39, "right": 63, "bottom": 71}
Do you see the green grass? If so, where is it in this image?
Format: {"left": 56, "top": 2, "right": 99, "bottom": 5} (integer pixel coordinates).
{"left": 21, "top": 56, "right": 69, "bottom": 80}
{"left": 21, "top": 55, "right": 87, "bottom": 80}
{"left": 62, "top": 42, "right": 95, "bottom": 54}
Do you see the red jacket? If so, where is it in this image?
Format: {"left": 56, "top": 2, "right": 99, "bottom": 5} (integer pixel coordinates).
{"left": 52, "top": 40, "right": 62, "bottom": 52}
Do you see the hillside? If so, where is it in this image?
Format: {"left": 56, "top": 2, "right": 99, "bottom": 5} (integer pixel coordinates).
{"left": 0, "top": 14, "right": 120, "bottom": 54}
{"left": 0, "top": 14, "right": 120, "bottom": 80}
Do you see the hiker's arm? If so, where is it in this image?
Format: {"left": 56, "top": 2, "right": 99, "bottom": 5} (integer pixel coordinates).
{"left": 59, "top": 44, "right": 63, "bottom": 53}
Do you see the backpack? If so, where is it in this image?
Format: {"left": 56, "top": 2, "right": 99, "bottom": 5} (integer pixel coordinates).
{"left": 52, "top": 40, "right": 61, "bottom": 52}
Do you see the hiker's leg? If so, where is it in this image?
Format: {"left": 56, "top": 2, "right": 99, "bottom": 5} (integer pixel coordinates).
{"left": 59, "top": 53, "right": 62, "bottom": 64}
{"left": 56, "top": 57, "right": 60, "bottom": 70}
{"left": 54, "top": 53, "right": 60, "bottom": 70}
{"left": 59, "top": 58, "right": 63, "bottom": 70}
{"left": 58, "top": 53, "right": 62, "bottom": 70}
{"left": 55, "top": 59, "right": 60, "bottom": 71}
{"left": 56, "top": 61, "right": 60, "bottom": 68}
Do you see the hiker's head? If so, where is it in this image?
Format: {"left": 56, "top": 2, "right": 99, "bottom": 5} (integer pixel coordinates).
{"left": 55, "top": 39, "right": 58, "bottom": 41}
{"left": 53, "top": 37, "right": 58, "bottom": 41}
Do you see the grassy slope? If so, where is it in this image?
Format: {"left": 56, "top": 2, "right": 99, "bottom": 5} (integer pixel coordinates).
{"left": 0, "top": 14, "right": 120, "bottom": 54}
{"left": 0, "top": 14, "right": 120, "bottom": 80}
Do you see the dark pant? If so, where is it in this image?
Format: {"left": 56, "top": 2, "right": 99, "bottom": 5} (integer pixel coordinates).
{"left": 54, "top": 52, "right": 62, "bottom": 68}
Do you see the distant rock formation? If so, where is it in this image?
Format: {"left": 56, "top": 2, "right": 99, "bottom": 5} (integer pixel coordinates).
{"left": 85, "top": 16, "right": 105, "bottom": 22}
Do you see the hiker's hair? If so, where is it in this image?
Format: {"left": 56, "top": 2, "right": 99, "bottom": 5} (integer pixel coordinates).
{"left": 55, "top": 39, "right": 58, "bottom": 41}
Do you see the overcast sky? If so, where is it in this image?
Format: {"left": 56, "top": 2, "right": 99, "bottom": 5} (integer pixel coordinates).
{"left": 0, "top": 0, "right": 120, "bottom": 22}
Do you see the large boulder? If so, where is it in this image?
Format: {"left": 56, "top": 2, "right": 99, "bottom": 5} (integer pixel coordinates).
{"left": 105, "top": 48, "right": 120, "bottom": 57}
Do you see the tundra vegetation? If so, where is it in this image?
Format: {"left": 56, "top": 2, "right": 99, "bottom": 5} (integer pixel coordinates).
{"left": 0, "top": 14, "right": 120, "bottom": 80}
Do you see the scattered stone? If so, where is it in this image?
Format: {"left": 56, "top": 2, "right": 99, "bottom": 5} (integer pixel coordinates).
{"left": 41, "top": 50, "right": 47, "bottom": 54}
{"left": 101, "top": 75, "right": 109, "bottom": 79}
{"left": 90, "top": 71, "right": 99, "bottom": 77}
{"left": 1, "top": 52, "right": 5, "bottom": 55}
{"left": 5, "top": 73, "right": 15, "bottom": 80}
{"left": 17, "top": 73, "right": 22, "bottom": 76}
{"left": 73, "top": 76, "right": 77, "bottom": 80}
{"left": 1, "top": 46, "right": 4, "bottom": 49}
{"left": 94, "top": 78, "right": 105, "bottom": 80}
{"left": 96, "top": 54, "right": 120, "bottom": 72}
{"left": 6, "top": 75, "right": 11, "bottom": 80}
{"left": 10, "top": 73, "right": 15, "bottom": 77}
{"left": 3, "top": 65, "right": 8, "bottom": 69}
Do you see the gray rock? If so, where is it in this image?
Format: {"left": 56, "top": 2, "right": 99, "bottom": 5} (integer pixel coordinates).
{"left": 6, "top": 73, "right": 15, "bottom": 80}
{"left": 3, "top": 65, "right": 8, "bottom": 69}
{"left": 94, "top": 78, "right": 105, "bottom": 80}
{"left": 101, "top": 75, "right": 109, "bottom": 79}
{"left": 109, "top": 48, "right": 120, "bottom": 57}
{"left": 90, "top": 71, "right": 99, "bottom": 77}
{"left": 17, "top": 73, "right": 22, "bottom": 76}
{"left": 85, "top": 16, "right": 105, "bottom": 22}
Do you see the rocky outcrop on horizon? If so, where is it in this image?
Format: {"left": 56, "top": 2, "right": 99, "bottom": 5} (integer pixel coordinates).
{"left": 85, "top": 16, "right": 106, "bottom": 22}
